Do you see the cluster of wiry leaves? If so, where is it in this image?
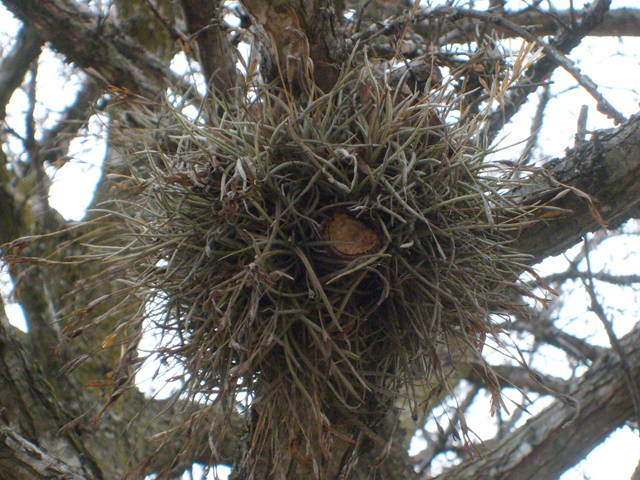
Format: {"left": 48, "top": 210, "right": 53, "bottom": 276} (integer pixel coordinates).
{"left": 75, "top": 44, "right": 560, "bottom": 477}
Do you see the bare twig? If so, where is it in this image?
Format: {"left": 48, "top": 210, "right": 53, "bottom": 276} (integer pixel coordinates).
{"left": 476, "top": 0, "right": 614, "bottom": 143}
{"left": 519, "top": 83, "right": 551, "bottom": 166}
{"left": 574, "top": 104, "right": 589, "bottom": 146}
{"left": 415, "top": 385, "right": 481, "bottom": 477}
{"left": 23, "top": 59, "right": 51, "bottom": 210}
{"left": 351, "top": 1, "right": 621, "bottom": 143}
{"left": 510, "top": 311, "right": 605, "bottom": 362}
{"left": 465, "top": 364, "right": 569, "bottom": 396}
{"left": 544, "top": 270, "right": 640, "bottom": 287}
{"left": 24, "top": 60, "right": 37, "bottom": 159}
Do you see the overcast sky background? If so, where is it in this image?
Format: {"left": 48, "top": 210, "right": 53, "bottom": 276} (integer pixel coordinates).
{"left": 2, "top": 1, "right": 640, "bottom": 479}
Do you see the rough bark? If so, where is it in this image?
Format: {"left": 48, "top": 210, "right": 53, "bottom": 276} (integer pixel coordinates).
{"left": 437, "top": 319, "right": 640, "bottom": 480}
{"left": 240, "top": 0, "right": 345, "bottom": 92}
{"left": 0, "top": 297, "right": 104, "bottom": 480}
{"left": 0, "top": 0, "right": 181, "bottom": 99}
{"left": 0, "top": 426, "right": 92, "bottom": 480}
{"left": 179, "top": 0, "right": 238, "bottom": 93}
{"left": 515, "top": 113, "right": 640, "bottom": 262}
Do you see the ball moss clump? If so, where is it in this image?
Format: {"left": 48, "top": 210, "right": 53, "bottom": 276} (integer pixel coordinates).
{"left": 99, "top": 57, "right": 548, "bottom": 475}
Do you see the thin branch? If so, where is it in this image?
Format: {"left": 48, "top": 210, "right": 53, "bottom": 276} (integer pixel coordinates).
{"left": 351, "top": 2, "right": 619, "bottom": 142}
{"left": 544, "top": 270, "right": 640, "bottom": 287}
{"left": 465, "top": 363, "right": 569, "bottom": 396}
{"left": 574, "top": 104, "right": 589, "bottom": 146}
{"left": 519, "top": 83, "right": 551, "bottom": 166}
{"left": 504, "top": 7, "right": 640, "bottom": 38}
{"left": 560, "top": 228, "right": 612, "bottom": 269}
{"left": 38, "top": 77, "right": 105, "bottom": 168}
{"left": 23, "top": 59, "right": 51, "bottom": 211}
{"left": 415, "top": 385, "right": 481, "bottom": 478}
{"left": 510, "top": 312, "right": 605, "bottom": 362}
{"left": 436, "top": 320, "right": 640, "bottom": 480}
{"left": 24, "top": 60, "right": 37, "bottom": 159}
{"left": 355, "top": 6, "right": 640, "bottom": 46}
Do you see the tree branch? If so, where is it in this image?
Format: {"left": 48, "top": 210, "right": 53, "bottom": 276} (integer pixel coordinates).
{"left": 179, "top": 0, "right": 238, "bottom": 94}
{"left": 0, "top": 296, "right": 104, "bottom": 479}
{"left": 477, "top": 0, "right": 614, "bottom": 143}
{"left": 240, "top": 0, "right": 346, "bottom": 92}
{"left": 465, "top": 364, "right": 569, "bottom": 396}
{"left": 514, "top": 112, "right": 640, "bottom": 262}
{"left": 0, "top": 0, "right": 183, "bottom": 99}
{"left": 544, "top": 270, "right": 640, "bottom": 287}
{"left": 504, "top": 7, "right": 640, "bottom": 38}
{"left": 422, "top": 7, "right": 640, "bottom": 43}
{"left": 447, "top": 6, "right": 625, "bottom": 125}
{"left": 0, "top": 426, "right": 93, "bottom": 480}
{"left": 436, "top": 319, "right": 640, "bottom": 480}
{"left": 582, "top": 238, "right": 640, "bottom": 423}
{"left": 511, "top": 311, "right": 605, "bottom": 362}
{"left": 0, "top": 25, "right": 43, "bottom": 120}
{"left": 38, "top": 77, "right": 105, "bottom": 168}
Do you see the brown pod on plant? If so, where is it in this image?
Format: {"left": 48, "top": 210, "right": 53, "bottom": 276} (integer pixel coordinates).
{"left": 321, "top": 212, "right": 382, "bottom": 258}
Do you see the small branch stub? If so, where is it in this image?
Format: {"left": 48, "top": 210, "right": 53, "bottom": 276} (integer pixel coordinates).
{"left": 321, "top": 212, "right": 382, "bottom": 258}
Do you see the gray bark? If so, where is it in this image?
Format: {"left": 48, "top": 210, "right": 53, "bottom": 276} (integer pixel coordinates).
{"left": 437, "top": 320, "right": 640, "bottom": 480}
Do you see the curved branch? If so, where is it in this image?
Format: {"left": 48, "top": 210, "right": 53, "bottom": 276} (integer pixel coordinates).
{"left": 511, "top": 314, "right": 605, "bottom": 363}
{"left": 38, "top": 77, "right": 105, "bottom": 168}
{"left": 478, "top": 0, "right": 613, "bottom": 143}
